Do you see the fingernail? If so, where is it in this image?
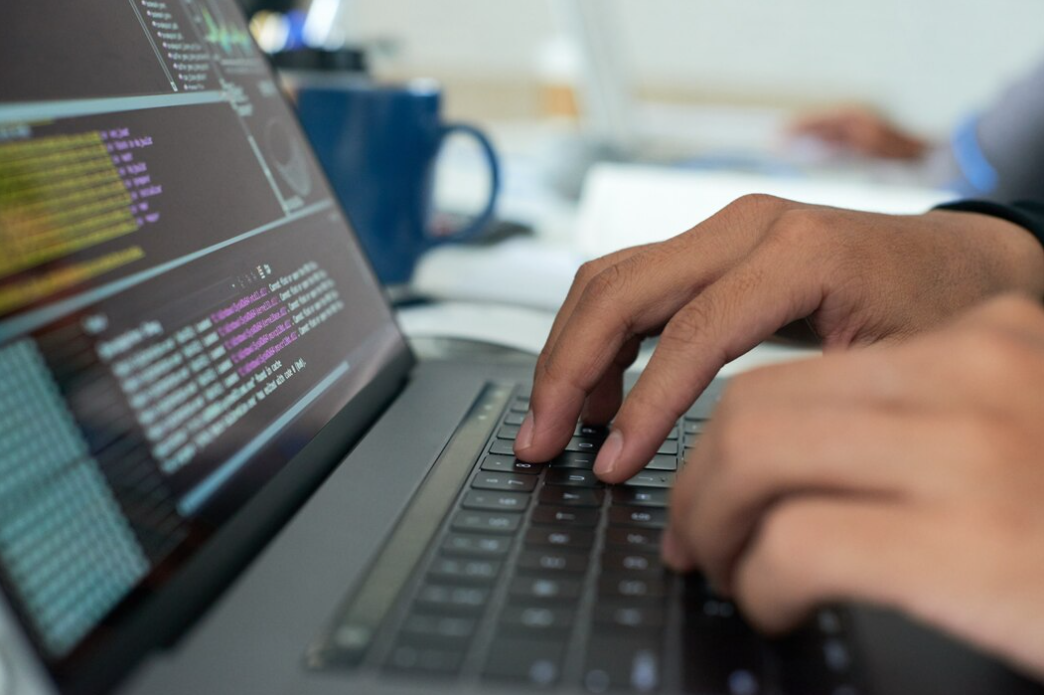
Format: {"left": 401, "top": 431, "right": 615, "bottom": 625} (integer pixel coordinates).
{"left": 594, "top": 429, "right": 623, "bottom": 477}
{"left": 661, "top": 528, "right": 685, "bottom": 569}
{"left": 515, "top": 411, "right": 535, "bottom": 452}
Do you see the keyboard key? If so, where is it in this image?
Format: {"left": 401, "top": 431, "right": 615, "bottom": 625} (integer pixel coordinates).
{"left": 550, "top": 452, "right": 597, "bottom": 469}
{"left": 593, "top": 604, "right": 665, "bottom": 631}
{"left": 679, "top": 629, "right": 764, "bottom": 695}
{"left": 622, "top": 471, "right": 676, "bottom": 489}
{"left": 545, "top": 468, "right": 604, "bottom": 488}
{"left": 564, "top": 436, "right": 602, "bottom": 452}
{"left": 656, "top": 440, "right": 679, "bottom": 456}
{"left": 500, "top": 605, "right": 575, "bottom": 633}
{"left": 531, "top": 506, "right": 600, "bottom": 527}
{"left": 526, "top": 527, "right": 595, "bottom": 549}
{"left": 429, "top": 557, "right": 501, "bottom": 583}
{"left": 609, "top": 506, "right": 668, "bottom": 528}
{"left": 385, "top": 643, "right": 465, "bottom": 675}
{"left": 400, "top": 614, "right": 477, "bottom": 644}
{"left": 683, "top": 420, "right": 706, "bottom": 435}
{"left": 510, "top": 399, "right": 530, "bottom": 413}
{"left": 480, "top": 455, "right": 544, "bottom": 475}
{"left": 505, "top": 411, "right": 526, "bottom": 426}
{"left": 483, "top": 636, "right": 564, "bottom": 687}
{"left": 518, "top": 549, "right": 589, "bottom": 574}
{"left": 539, "top": 486, "right": 604, "bottom": 507}
{"left": 415, "top": 584, "right": 490, "bottom": 613}
{"left": 582, "top": 634, "right": 661, "bottom": 694}
{"left": 644, "top": 455, "right": 678, "bottom": 472}
{"left": 462, "top": 490, "right": 530, "bottom": 513}
{"left": 599, "top": 575, "right": 667, "bottom": 600}
{"left": 452, "top": 510, "right": 522, "bottom": 534}
{"left": 601, "top": 551, "right": 662, "bottom": 573}
{"left": 490, "top": 440, "right": 520, "bottom": 456}
{"left": 611, "top": 487, "right": 669, "bottom": 508}
{"left": 497, "top": 425, "right": 521, "bottom": 440}
{"left": 442, "top": 533, "right": 512, "bottom": 557}
{"left": 664, "top": 426, "right": 679, "bottom": 441}
{"left": 575, "top": 423, "right": 609, "bottom": 438}
{"left": 605, "top": 527, "right": 662, "bottom": 551}
{"left": 472, "top": 472, "right": 538, "bottom": 492}
{"left": 510, "top": 576, "right": 582, "bottom": 601}
{"left": 683, "top": 434, "right": 701, "bottom": 449}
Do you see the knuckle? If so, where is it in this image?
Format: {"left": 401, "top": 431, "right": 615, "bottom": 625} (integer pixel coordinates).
{"left": 957, "top": 324, "right": 1035, "bottom": 383}
{"left": 573, "top": 259, "right": 604, "bottom": 287}
{"left": 584, "top": 262, "right": 629, "bottom": 301}
{"left": 660, "top": 303, "right": 714, "bottom": 350}
{"left": 767, "top": 207, "right": 830, "bottom": 247}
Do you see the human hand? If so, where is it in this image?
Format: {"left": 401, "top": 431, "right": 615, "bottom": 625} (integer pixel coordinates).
{"left": 663, "top": 296, "right": 1044, "bottom": 679}
{"left": 788, "top": 106, "right": 929, "bottom": 160}
{"left": 513, "top": 196, "right": 1044, "bottom": 483}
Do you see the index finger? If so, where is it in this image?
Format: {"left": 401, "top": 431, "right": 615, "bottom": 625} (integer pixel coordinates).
{"left": 592, "top": 238, "right": 827, "bottom": 483}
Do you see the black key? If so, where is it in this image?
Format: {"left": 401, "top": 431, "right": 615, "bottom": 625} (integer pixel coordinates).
{"left": 510, "top": 576, "right": 582, "bottom": 601}
{"left": 385, "top": 643, "right": 465, "bottom": 674}
{"left": 656, "top": 440, "right": 679, "bottom": 456}
{"left": 593, "top": 604, "right": 666, "bottom": 631}
{"left": 472, "top": 471, "right": 538, "bottom": 492}
{"left": 644, "top": 455, "right": 678, "bottom": 472}
{"left": 575, "top": 423, "right": 609, "bottom": 438}
{"left": 400, "top": 614, "right": 477, "bottom": 644}
{"left": 680, "top": 629, "right": 763, "bottom": 695}
{"left": 462, "top": 490, "right": 530, "bottom": 513}
{"left": 517, "top": 549, "right": 589, "bottom": 574}
{"left": 605, "top": 527, "right": 662, "bottom": 551}
{"left": 481, "top": 454, "right": 544, "bottom": 475}
{"left": 483, "top": 636, "right": 563, "bottom": 687}
{"left": 545, "top": 468, "right": 604, "bottom": 488}
{"left": 497, "top": 425, "right": 521, "bottom": 440}
{"left": 551, "top": 452, "right": 597, "bottom": 469}
{"left": 526, "top": 527, "right": 595, "bottom": 549}
{"left": 505, "top": 411, "right": 526, "bottom": 426}
{"left": 531, "top": 506, "right": 600, "bottom": 527}
{"left": 452, "top": 510, "right": 522, "bottom": 534}
{"left": 609, "top": 506, "right": 667, "bottom": 528}
{"left": 683, "top": 420, "right": 706, "bottom": 435}
{"left": 539, "top": 486, "right": 604, "bottom": 507}
{"left": 612, "top": 487, "right": 668, "bottom": 508}
{"left": 442, "top": 533, "right": 512, "bottom": 557}
{"left": 623, "top": 471, "right": 675, "bottom": 489}
{"left": 490, "top": 440, "right": 520, "bottom": 456}
{"left": 500, "top": 605, "right": 575, "bottom": 633}
{"left": 601, "top": 551, "right": 662, "bottom": 573}
{"left": 582, "top": 634, "right": 662, "bottom": 694}
{"left": 599, "top": 574, "right": 666, "bottom": 600}
{"left": 564, "top": 436, "right": 601, "bottom": 452}
{"left": 429, "top": 557, "right": 501, "bottom": 583}
{"left": 415, "top": 584, "right": 490, "bottom": 613}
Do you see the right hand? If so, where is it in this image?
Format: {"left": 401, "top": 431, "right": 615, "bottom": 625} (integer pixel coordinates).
{"left": 513, "top": 195, "right": 1044, "bottom": 483}
{"left": 788, "top": 106, "right": 929, "bottom": 160}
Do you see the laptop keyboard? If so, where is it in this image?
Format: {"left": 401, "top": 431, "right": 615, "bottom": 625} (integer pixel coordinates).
{"left": 311, "top": 385, "right": 862, "bottom": 694}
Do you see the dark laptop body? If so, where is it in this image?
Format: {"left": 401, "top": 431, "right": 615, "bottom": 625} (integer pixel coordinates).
{"left": 0, "top": 2, "right": 1041, "bottom": 694}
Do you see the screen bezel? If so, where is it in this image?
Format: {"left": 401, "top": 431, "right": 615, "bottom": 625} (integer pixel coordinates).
{"left": 0, "top": 4, "right": 418, "bottom": 689}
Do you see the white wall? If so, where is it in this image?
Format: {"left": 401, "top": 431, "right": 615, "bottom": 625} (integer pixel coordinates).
{"left": 336, "top": 0, "right": 1044, "bottom": 134}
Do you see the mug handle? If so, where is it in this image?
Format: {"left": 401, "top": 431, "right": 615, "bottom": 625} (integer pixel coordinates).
{"left": 432, "top": 123, "right": 501, "bottom": 240}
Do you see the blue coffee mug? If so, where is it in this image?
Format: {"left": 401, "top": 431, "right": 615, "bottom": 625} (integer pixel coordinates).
{"left": 295, "top": 80, "right": 500, "bottom": 285}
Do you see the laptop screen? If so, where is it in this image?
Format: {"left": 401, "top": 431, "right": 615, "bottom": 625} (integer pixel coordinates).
{"left": 0, "top": 0, "right": 405, "bottom": 681}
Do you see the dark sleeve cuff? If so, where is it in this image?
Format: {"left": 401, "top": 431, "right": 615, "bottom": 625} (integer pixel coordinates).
{"left": 934, "top": 199, "right": 1044, "bottom": 250}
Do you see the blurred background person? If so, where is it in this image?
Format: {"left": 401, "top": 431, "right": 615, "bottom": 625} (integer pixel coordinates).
{"left": 790, "top": 56, "right": 1044, "bottom": 201}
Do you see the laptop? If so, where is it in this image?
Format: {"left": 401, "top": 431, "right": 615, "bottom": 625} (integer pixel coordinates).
{"left": 0, "top": 2, "right": 1042, "bottom": 694}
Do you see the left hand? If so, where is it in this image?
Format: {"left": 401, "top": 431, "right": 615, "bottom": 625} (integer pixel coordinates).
{"left": 663, "top": 295, "right": 1044, "bottom": 680}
